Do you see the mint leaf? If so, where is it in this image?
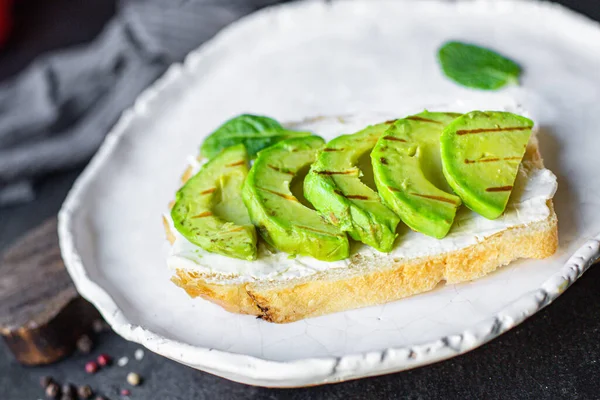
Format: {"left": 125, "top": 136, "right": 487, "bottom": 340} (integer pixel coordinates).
{"left": 200, "top": 114, "right": 312, "bottom": 159}
{"left": 438, "top": 41, "right": 522, "bottom": 90}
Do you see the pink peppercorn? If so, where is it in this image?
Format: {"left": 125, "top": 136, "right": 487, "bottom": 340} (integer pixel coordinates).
{"left": 97, "top": 353, "right": 112, "bottom": 366}
{"left": 121, "top": 388, "right": 131, "bottom": 396}
{"left": 85, "top": 361, "right": 98, "bottom": 374}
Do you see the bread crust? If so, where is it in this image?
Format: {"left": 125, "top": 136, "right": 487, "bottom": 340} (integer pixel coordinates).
{"left": 166, "top": 123, "right": 558, "bottom": 323}
{"left": 170, "top": 207, "right": 557, "bottom": 323}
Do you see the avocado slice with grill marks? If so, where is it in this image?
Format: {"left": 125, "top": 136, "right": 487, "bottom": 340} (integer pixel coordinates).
{"left": 242, "top": 136, "right": 349, "bottom": 261}
{"left": 440, "top": 111, "right": 533, "bottom": 219}
{"left": 372, "top": 111, "right": 462, "bottom": 239}
{"left": 171, "top": 144, "right": 257, "bottom": 260}
{"left": 304, "top": 122, "right": 400, "bottom": 252}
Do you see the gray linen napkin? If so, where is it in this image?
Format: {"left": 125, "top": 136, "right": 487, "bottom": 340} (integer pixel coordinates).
{"left": 0, "top": 0, "right": 289, "bottom": 206}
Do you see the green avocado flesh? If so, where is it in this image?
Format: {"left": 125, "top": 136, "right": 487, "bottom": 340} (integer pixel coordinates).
{"left": 171, "top": 144, "right": 257, "bottom": 260}
{"left": 372, "top": 112, "right": 463, "bottom": 239}
{"left": 440, "top": 111, "right": 533, "bottom": 219}
{"left": 242, "top": 136, "right": 349, "bottom": 261}
{"left": 304, "top": 123, "right": 400, "bottom": 252}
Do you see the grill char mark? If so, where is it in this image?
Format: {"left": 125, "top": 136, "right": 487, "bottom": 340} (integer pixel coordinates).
{"left": 486, "top": 186, "right": 513, "bottom": 192}
{"left": 334, "top": 189, "right": 369, "bottom": 201}
{"left": 464, "top": 156, "right": 522, "bottom": 164}
{"left": 192, "top": 211, "right": 213, "bottom": 218}
{"left": 410, "top": 192, "right": 458, "bottom": 205}
{"left": 387, "top": 187, "right": 458, "bottom": 205}
{"left": 268, "top": 164, "right": 294, "bottom": 175}
{"left": 200, "top": 188, "right": 216, "bottom": 195}
{"left": 315, "top": 169, "right": 359, "bottom": 176}
{"left": 346, "top": 194, "right": 369, "bottom": 200}
{"left": 382, "top": 136, "right": 407, "bottom": 142}
{"left": 406, "top": 116, "right": 442, "bottom": 124}
{"left": 257, "top": 187, "right": 298, "bottom": 201}
{"left": 443, "top": 112, "right": 461, "bottom": 117}
{"left": 456, "top": 126, "right": 529, "bottom": 136}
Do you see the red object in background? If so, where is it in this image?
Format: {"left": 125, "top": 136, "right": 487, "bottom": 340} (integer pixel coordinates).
{"left": 97, "top": 353, "right": 111, "bottom": 366}
{"left": 85, "top": 361, "right": 98, "bottom": 374}
{"left": 0, "top": 0, "right": 13, "bottom": 47}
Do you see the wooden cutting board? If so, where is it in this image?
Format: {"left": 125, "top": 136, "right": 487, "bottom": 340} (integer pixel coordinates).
{"left": 0, "top": 217, "right": 100, "bottom": 365}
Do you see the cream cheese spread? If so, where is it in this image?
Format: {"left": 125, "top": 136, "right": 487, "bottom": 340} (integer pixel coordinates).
{"left": 166, "top": 109, "right": 558, "bottom": 284}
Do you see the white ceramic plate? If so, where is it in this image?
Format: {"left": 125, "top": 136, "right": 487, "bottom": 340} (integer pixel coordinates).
{"left": 59, "top": 0, "right": 600, "bottom": 387}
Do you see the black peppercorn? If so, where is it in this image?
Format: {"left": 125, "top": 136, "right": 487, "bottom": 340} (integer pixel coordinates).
{"left": 76, "top": 334, "right": 94, "bottom": 354}
{"left": 45, "top": 382, "right": 60, "bottom": 399}
{"left": 78, "top": 385, "right": 93, "bottom": 399}
{"left": 61, "top": 383, "right": 75, "bottom": 397}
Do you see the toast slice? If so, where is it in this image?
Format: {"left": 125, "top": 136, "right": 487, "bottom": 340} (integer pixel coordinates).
{"left": 164, "top": 120, "right": 558, "bottom": 324}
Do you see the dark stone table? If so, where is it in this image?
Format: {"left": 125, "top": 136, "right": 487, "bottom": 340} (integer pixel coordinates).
{"left": 1, "top": 1, "right": 599, "bottom": 399}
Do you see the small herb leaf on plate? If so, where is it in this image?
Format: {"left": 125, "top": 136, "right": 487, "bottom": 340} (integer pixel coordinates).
{"left": 200, "top": 114, "right": 312, "bottom": 159}
{"left": 438, "top": 41, "right": 522, "bottom": 90}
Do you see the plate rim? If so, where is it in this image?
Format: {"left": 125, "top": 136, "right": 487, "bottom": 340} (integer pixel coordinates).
{"left": 58, "top": 0, "right": 600, "bottom": 387}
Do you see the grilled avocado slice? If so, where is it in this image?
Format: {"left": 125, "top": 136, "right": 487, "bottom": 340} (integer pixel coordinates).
{"left": 440, "top": 111, "right": 533, "bottom": 219}
{"left": 372, "top": 111, "right": 462, "bottom": 239}
{"left": 242, "top": 136, "right": 349, "bottom": 261}
{"left": 304, "top": 123, "right": 400, "bottom": 252}
{"left": 171, "top": 144, "right": 257, "bottom": 260}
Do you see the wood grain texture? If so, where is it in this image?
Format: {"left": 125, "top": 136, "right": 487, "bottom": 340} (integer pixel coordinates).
{"left": 0, "top": 217, "right": 99, "bottom": 365}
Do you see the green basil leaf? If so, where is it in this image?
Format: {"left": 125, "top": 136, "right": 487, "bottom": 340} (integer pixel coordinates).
{"left": 200, "top": 114, "right": 312, "bottom": 159}
{"left": 438, "top": 41, "right": 522, "bottom": 90}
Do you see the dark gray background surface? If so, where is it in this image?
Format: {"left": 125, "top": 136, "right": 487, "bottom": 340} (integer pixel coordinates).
{"left": 1, "top": 1, "right": 599, "bottom": 399}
